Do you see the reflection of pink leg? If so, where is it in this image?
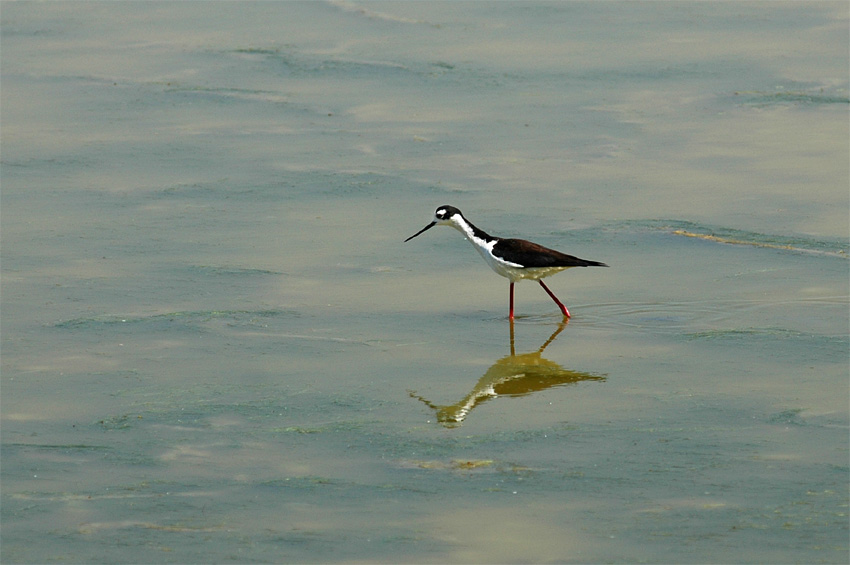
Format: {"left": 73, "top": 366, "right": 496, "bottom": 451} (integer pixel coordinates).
{"left": 509, "top": 282, "right": 515, "bottom": 320}
{"left": 539, "top": 280, "right": 570, "bottom": 318}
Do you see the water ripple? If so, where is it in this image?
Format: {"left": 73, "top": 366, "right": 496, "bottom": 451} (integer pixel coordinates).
{"left": 614, "top": 220, "right": 847, "bottom": 258}
{"left": 52, "top": 309, "right": 291, "bottom": 330}
{"left": 581, "top": 298, "right": 847, "bottom": 334}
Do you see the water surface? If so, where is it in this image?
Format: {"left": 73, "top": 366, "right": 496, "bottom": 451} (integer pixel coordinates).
{"left": 2, "top": 2, "right": 848, "bottom": 563}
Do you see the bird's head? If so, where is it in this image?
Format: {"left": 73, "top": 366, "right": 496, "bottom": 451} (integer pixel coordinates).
{"left": 404, "top": 205, "right": 464, "bottom": 241}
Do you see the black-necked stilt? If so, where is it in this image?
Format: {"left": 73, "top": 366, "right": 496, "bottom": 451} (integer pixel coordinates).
{"left": 404, "top": 205, "right": 608, "bottom": 319}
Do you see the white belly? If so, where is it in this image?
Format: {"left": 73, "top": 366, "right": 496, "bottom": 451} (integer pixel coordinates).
{"left": 472, "top": 242, "right": 570, "bottom": 282}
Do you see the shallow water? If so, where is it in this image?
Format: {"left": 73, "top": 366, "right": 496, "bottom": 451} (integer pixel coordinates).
{"left": 2, "top": 2, "right": 848, "bottom": 563}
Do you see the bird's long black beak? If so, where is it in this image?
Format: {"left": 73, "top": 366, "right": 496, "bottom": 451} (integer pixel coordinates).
{"left": 404, "top": 221, "right": 436, "bottom": 242}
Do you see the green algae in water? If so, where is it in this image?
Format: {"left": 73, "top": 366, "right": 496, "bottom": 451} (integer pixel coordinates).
{"left": 733, "top": 89, "right": 850, "bottom": 107}
{"left": 622, "top": 219, "right": 848, "bottom": 258}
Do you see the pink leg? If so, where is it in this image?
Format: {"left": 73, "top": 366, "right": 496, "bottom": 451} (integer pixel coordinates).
{"left": 538, "top": 280, "right": 570, "bottom": 318}
{"left": 509, "top": 282, "right": 515, "bottom": 320}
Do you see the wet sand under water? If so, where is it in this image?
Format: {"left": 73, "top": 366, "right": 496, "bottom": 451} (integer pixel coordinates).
{"left": 2, "top": 2, "right": 848, "bottom": 563}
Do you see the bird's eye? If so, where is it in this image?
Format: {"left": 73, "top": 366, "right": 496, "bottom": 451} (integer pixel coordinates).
{"left": 436, "top": 209, "right": 446, "bottom": 218}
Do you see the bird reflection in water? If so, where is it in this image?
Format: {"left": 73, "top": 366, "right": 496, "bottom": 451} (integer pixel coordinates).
{"left": 410, "top": 319, "right": 606, "bottom": 428}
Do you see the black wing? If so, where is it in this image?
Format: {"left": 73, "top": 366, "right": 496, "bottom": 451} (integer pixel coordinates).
{"left": 493, "top": 238, "right": 608, "bottom": 269}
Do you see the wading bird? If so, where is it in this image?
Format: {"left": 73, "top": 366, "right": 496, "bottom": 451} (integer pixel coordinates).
{"left": 405, "top": 205, "right": 607, "bottom": 319}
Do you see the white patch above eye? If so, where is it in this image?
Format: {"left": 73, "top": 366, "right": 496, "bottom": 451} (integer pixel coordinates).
{"left": 436, "top": 208, "right": 447, "bottom": 216}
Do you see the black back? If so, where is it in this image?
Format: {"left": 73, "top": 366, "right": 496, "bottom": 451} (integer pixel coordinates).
{"left": 493, "top": 238, "right": 608, "bottom": 269}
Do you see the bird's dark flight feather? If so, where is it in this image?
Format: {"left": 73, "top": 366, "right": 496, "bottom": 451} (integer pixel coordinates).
{"left": 493, "top": 238, "right": 608, "bottom": 269}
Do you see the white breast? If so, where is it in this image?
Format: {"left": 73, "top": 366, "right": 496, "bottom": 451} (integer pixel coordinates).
{"left": 449, "top": 216, "right": 569, "bottom": 282}
{"left": 473, "top": 239, "right": 569, "bottom": 282}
